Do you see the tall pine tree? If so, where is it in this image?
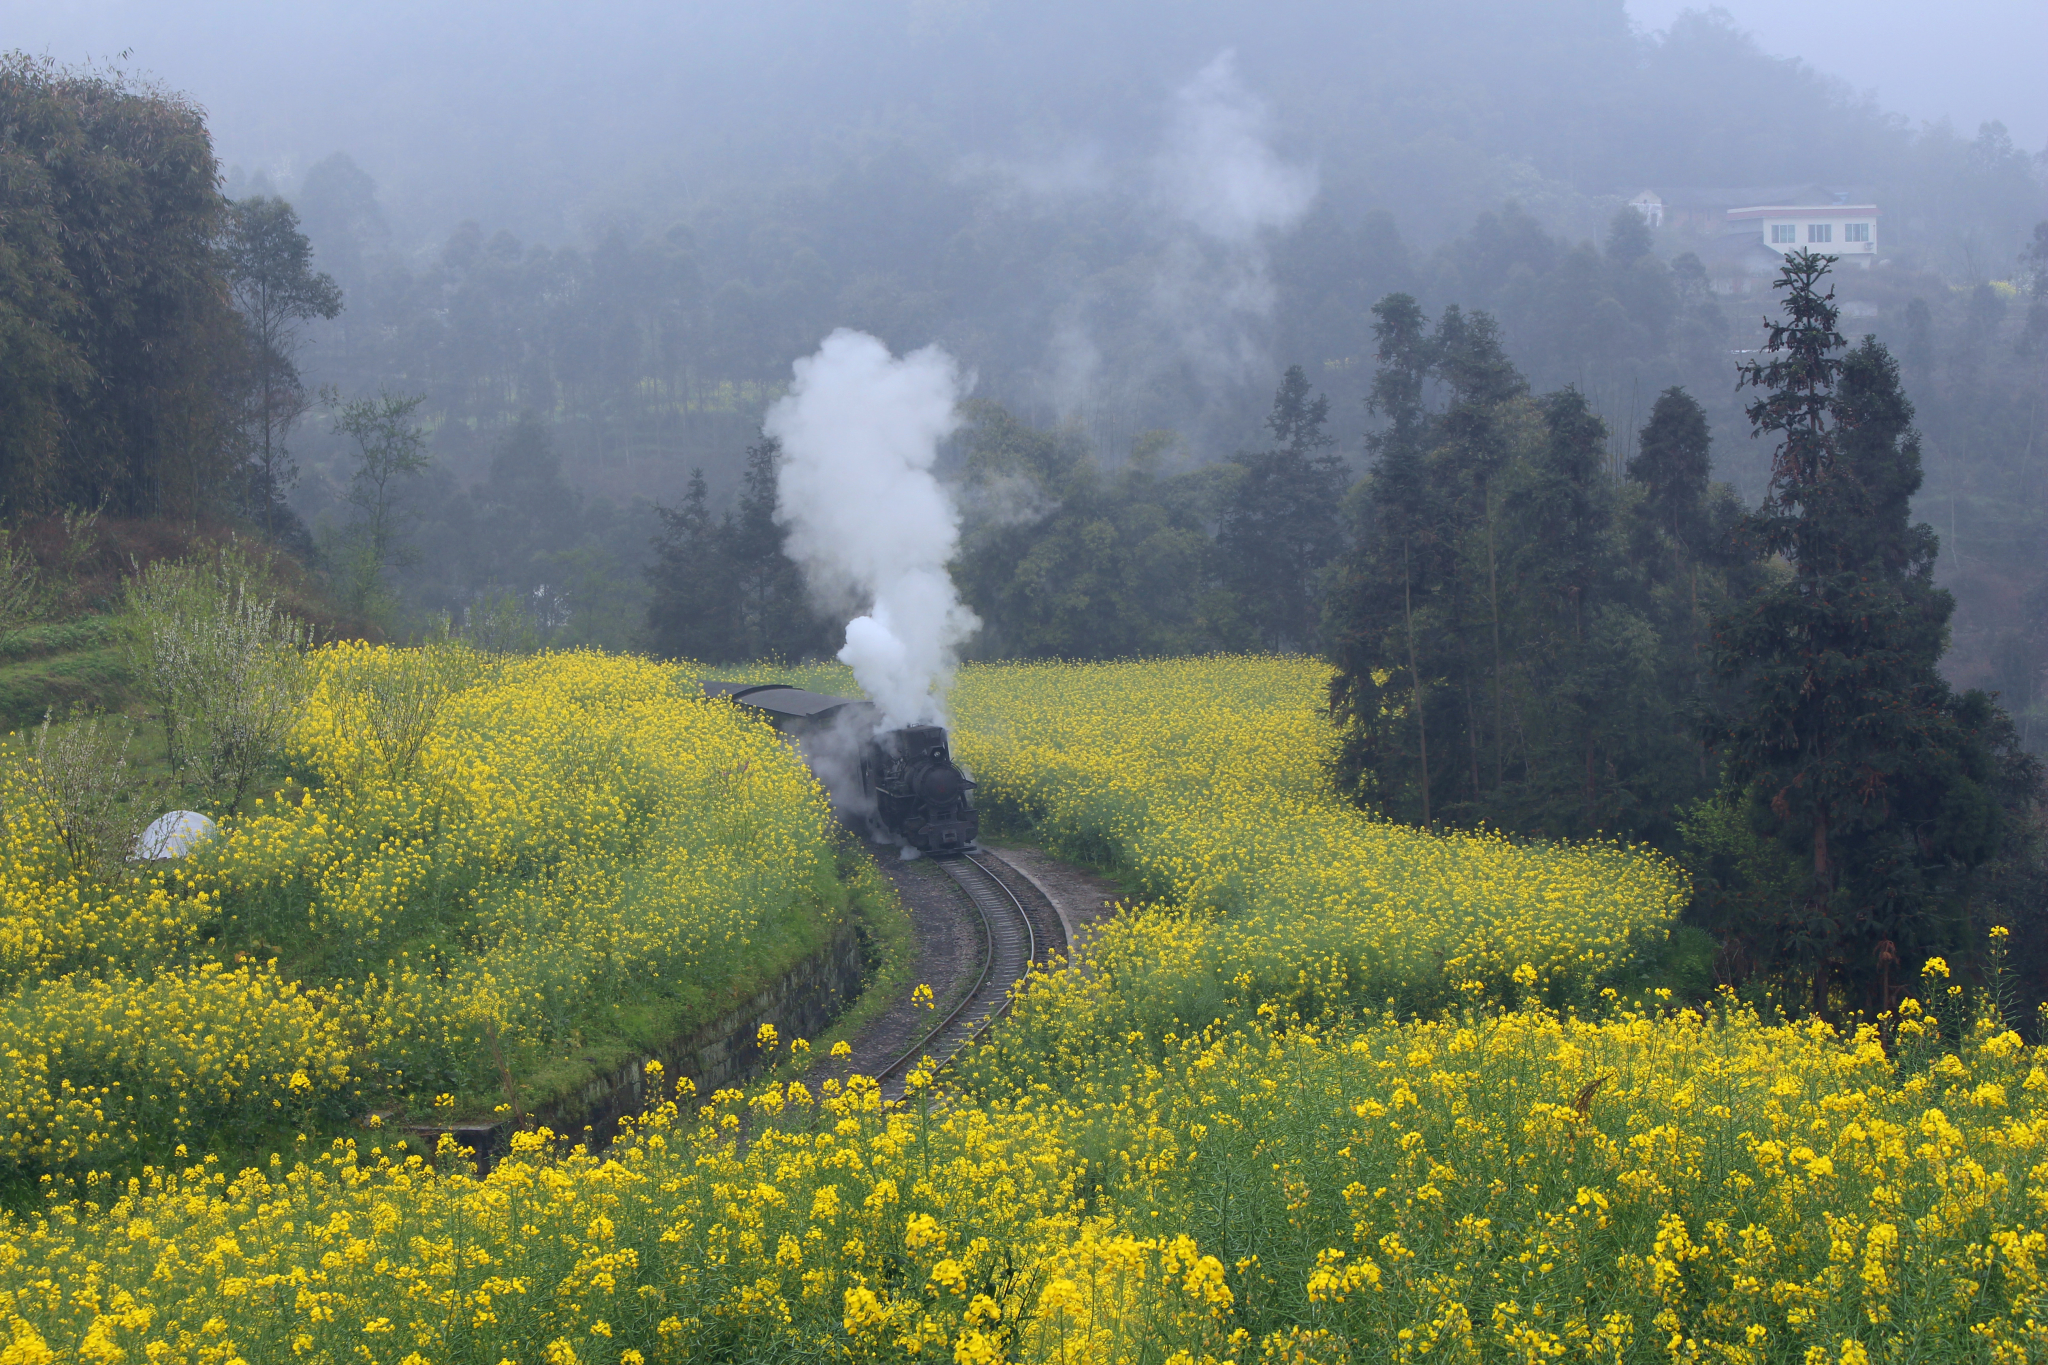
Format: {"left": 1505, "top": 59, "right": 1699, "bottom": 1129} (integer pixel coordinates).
{"left": 1330, "top": 294, "right": 1440, "bottom": 821}
{"left": 727, "top": 438, "right": 836, "bottom": 662}
{"left": 1431, "top": 307, "right": 1526, "bottom": 813}
{"left": 645, "top": 440, "right": 835, "bottom": 664}
{"left": 1333, "top": 301, "right": 1751, "bottom": 847}
{"left": 1507, "top": 388, "right": 1625, "bottom": 832}
{"left": 1217, "top": 365, "right": 1347, "bottom": 652}
{"left": 646, "top": 469, "right": 743, "bottom": 662}
{"left": 1709, "top": 251, "right": 2019, "bottom": 1012}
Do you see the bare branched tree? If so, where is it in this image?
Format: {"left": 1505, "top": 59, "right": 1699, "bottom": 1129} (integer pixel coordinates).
{"left": 124, "top": 547, "right": 312, "bottom": 812}
{"left": 321, "top": 636, "right": 488, "bottom": 785}
{"left": 15, "top": 706, "right": 147, "bottom": 876}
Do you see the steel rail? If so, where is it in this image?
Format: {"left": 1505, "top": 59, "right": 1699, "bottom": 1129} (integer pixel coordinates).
{"left": 950, "top": 851, "right": 1037, "bottom": 1047}
{"left": 873, "top": 851, "right": 1035, "bottom": 1095}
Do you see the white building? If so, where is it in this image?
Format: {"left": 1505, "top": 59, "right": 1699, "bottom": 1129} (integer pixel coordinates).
{"left": 1628, "top": 190, "right": 1664, "bottom": 228}
{"left": 1725, "top": 203, "right": 1879, "bottom": 264}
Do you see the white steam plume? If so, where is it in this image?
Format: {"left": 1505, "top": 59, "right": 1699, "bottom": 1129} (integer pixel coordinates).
{"left": 1155, "top": 50, "right": 1318, "bottom": 245}
{"left": 994, "top": 51, "right": 1319, "bottom": 446}
{"left": 766, "top": 329, "right": 978, "bottom": 729}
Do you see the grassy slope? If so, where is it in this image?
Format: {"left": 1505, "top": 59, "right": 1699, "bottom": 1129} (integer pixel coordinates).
{"left": 0, "top": 618, "right": 132, "bottom": 731}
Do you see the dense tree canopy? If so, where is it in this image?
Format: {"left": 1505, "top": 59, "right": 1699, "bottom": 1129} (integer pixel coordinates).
{"left": 1327, "top": 297, "right": 1756, "bottom": 845}
{"left": 0, "top": 55, "right": 244, "bottom": 518}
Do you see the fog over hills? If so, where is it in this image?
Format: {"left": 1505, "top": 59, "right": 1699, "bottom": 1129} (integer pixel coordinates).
{"left": 6, "top": 0, "right": 2045, "bottom": 714}
{"left": 11, "top": 1, "right": 2042, "bottom": 250}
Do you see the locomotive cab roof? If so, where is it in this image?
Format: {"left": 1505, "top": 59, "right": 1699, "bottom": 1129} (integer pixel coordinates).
{"left": 889, "top": 724, "right": 952, "bottom": 761}
{"left": 701, "top": 681, "right": 875, "bottom": 732}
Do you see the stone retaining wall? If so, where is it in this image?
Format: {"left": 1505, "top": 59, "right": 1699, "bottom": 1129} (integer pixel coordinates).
{"left": 427, "top": 916, "right": 864, "bottom": 1171}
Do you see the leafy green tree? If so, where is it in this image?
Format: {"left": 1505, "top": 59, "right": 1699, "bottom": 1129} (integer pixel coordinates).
{"left": 0, "top": 55, "right": 243, "bottom": 518}
{"left": 1216, "top": 366, "right": 1347, "bottom": 652}
{"left": 330, "top": 391, "right": 431, "bottom": 612}
{"left": 0, "top": 86, "right": 90, "bottom": 514}
{"left": 724, "top": 439, "right": 836, "bottom": 663}
{"left": 1628, "top": 388, "right": 1713, "bottom": 564}
{"left": 1604, "top": 206, "right": 1654, "bottom": 266}
{"left": 1624, "top": 387, "right": 1733, "bottom": 701}
{"left": 472, "top": 413, "right": 581, "bottom": 589}
{"left": 224, "top": 196, "right": 342, "bottom": 536}
{"left": 1328, "top": 295, "right": 1448, "bottom": 822}
{"left": 642, "top": 441, "right": 832, "bottom": 665}
{"left": 953, "top": 405, "right": 1238, "bottom": 660}
{"left": 1424, "top": 305, "right": 1526, "bottom": 815}
{"left": 1333, "top": 300, "right": 1743, "bottom": 845}
{"left": 1622, "top": 387, "right": 1757, "bottom": 812}
{"left": 1506, "top": 388, "right": 1623, "bottom": 829}
{"left": 293, "top": 153, "right": 389, "bottom": 312}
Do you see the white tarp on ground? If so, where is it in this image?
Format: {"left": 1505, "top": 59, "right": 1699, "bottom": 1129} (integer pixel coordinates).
{"left": 135, "top": 810, "right": 217, "bottom": 860}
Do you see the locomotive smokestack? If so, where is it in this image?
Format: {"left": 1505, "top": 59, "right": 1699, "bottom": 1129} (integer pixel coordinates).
{"left": 767, "top": 328, "right": 978, "bottom": 730}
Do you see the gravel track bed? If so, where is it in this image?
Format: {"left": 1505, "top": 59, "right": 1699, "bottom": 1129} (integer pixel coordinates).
{"left": 807, "top": 853, "right": 982, "bottom": 1089}
{"left": 806, "top": 846, "right": 1100, "bottom": 1094}
{"left": 980, "top": 844, "right": 1124, "bottom": 950}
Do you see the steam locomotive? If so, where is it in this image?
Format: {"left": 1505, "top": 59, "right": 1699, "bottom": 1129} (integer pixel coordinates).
{"left": 702, "top": 681, "right": 979, "bottom": 855}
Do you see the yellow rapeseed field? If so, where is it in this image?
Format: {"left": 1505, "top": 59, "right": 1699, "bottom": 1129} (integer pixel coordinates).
{"left": 947, "top": 657, "right": 1688, "bottom": 1012}
{"left": 974, "top": 946, "right": 2048, "bottom": 1363}
{"left": 0, "top": 654, "right": 2039, "bottom": 1363}
{"left": 0, "top": 984, "right": 2037, "bottom": 1363}
{"left": 0, "top": 647, "right": 842, "bottom": 1179}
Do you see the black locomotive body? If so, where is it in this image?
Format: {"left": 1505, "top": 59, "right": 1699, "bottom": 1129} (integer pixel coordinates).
{"left": 862, "top": 723, "right": 978, "bottom": 854}
{"left": 703, "top": 681, "right": 978, "bottom": 855}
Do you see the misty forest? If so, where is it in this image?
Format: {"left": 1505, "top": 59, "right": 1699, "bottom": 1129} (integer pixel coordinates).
{"left": 3, "top": 0, "right": 2048, "bottom": 1359}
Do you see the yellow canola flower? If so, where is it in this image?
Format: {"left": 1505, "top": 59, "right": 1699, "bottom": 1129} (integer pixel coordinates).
{"left": 3, "top": 652, "right": 2040, "bottom": 1365}
{"left": 2, "top": 997, "right": 2040, "bottom": 1363}
{"left": 0, "top": 647, "right": 842, "bottom": 1177}
{"left": 0, "top": 1081, "right": 1238, "bottom": 1363}
{"left": 944, "top": 656, "right": 1688, "bottom": 1017}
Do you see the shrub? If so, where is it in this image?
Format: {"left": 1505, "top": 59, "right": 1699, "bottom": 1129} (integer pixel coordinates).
{"left": 123, "top": 547, "right": 310, "bottom": 812}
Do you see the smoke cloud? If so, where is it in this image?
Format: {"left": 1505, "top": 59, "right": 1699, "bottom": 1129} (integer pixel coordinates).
{"left": 766, "top": 329, "right": 979, "bottom": 729}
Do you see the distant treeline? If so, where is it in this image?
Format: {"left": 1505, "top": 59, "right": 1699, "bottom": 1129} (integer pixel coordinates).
{"left": 3, "top": 46, "right": 2045, "bottom": 757}
{"left": 644, "top": 258, "right": 2048, "bottom": 1011}
{"left": 281, "top": 145, "right": 2045, "bottom": 733}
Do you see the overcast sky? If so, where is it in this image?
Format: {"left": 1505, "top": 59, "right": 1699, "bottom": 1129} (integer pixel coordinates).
{"left": 1628, "top": 0, "right": 2046, "bottom": 152}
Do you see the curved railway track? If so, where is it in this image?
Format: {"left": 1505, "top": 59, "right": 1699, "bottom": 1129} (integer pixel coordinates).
{"left": 873, "top": 850, "right": 1060, "bottom": 1099}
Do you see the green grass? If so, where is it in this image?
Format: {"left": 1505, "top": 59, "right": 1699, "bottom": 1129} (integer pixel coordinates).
{"left": 0, "top": 644, "right": 133, "bottom": 731}
{"left": 0, "top": 614, "right": 126, "bottom": 663}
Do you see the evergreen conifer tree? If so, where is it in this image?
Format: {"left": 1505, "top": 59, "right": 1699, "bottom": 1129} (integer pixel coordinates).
{"left": 726, "top": 438, "right": 835, "bottom": 662}
{"left": 1508, "top": 388, "right": 1625, "bottom": 831}
{"left": 646, "top": 470, "right": 742, "bottom": 662}
{"left": 1708, "top": 251, "right": 2016, "bottom": 1011}
{"left": 1330, "top": 295, "right": 1440, "bottom": 821}
{"left": 1217, "top": 365, "right": 1346, "bottom": 651}
{"left": 1628, "top": 388, "right": 1712, "bottom": 556}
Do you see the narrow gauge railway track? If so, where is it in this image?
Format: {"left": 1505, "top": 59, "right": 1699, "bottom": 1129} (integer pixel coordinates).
{"left": 874, "top": 851, "right": 1061, "bottom": 1100}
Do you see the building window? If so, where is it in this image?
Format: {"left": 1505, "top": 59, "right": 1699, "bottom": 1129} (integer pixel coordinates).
{"left": 1845, "top": 222, "right": 1870, "bottom": 242}
{"left": 1808, "top": 223, "right": 1833, "bottom": 243}
{"left": 1771, "top": 224, "right": 1797, "bottom": 243}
